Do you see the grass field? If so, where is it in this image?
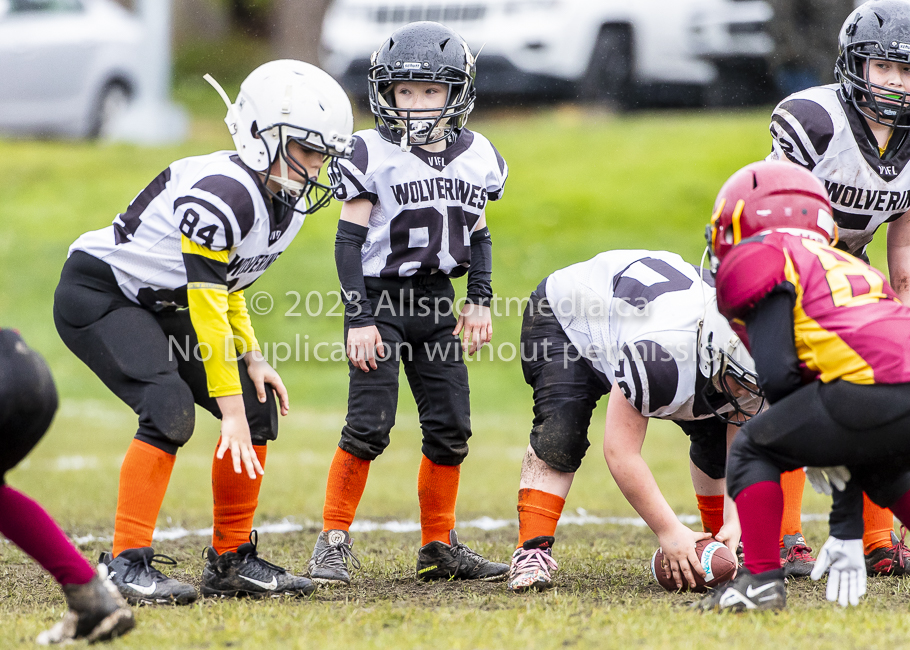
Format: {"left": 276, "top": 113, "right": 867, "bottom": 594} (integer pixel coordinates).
{"left": 0, "top": 103, "right": 899, "bottom": 649}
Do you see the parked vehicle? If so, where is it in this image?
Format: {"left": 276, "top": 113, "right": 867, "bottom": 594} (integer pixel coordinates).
{"left": 321, "top": 0, "right": 774, "bottom": 107}
{"left": 0, "top": 0, "right": 143, "bottom": 138}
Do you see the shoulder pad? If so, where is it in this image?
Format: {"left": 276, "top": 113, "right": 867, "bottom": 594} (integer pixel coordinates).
{"left": 716, "top": 240, "right": 788, "bottom": 320}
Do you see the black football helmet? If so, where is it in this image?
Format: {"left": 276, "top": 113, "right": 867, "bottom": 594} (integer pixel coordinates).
{"left": 836, "top": 0, "right": 910, "bottom": 128}
{"left": 368, "top": 21, "right": 476, "bottom": 149}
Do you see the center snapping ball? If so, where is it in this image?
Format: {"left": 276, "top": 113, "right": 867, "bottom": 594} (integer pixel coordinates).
{"left": 650, "top": 538, "right": 737, "bottom": 592}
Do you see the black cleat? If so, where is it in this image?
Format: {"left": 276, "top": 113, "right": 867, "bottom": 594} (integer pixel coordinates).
{"left": 202, "top": 531, "right": 315, "bottom": 598}
{"left": 697, "top": 568, "right": 786, "bottom": 612}
{"left": 37, "top": 565, "right": 135, "bottom": 645}
{"left": 416, "top": 530, "right": 509, "bottom": 581}
{"left": 308, "top": 530, "right": 361, "bottom": 585}
{"left": 780, "top": 534, "right": 815, "bottom": 579}
{"left": 100, "top": 547, "right": 197, "bottom": 605}
{"left": 865, "top": 529, "right": 910, "bottom": 576}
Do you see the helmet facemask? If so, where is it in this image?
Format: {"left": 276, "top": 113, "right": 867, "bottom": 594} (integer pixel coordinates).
{"left": 256, "top": 123, "right": 343, "bottom": 215}
{"left": 370, "top": 67, "right": 474, "bottom": 151}
{"left": 697, "top": 317, "right": 765, "bottom": 426}
{"left": 838, "top": 42, "right": 910, "bottom": 128}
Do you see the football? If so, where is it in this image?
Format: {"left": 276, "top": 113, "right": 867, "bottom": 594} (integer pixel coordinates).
{"left": 650, "top": 538, "right": 737, "bottom": 592}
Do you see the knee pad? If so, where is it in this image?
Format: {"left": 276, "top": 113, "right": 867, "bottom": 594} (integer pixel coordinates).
{"left": 139, "top": 378, "right": 196, "bottom": 447}
{"left": 0, "top": 330, "right": 59, "bottom": 475}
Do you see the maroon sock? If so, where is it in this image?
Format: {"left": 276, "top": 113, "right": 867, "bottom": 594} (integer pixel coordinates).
{"left": 0, "top": 485, "right": 94, "bottom": 586}
{"left": 735, "top": 480, "right": 784, "bottom": 575}
{"left": 889, "top": 488, "right": 910, "bottom": 528}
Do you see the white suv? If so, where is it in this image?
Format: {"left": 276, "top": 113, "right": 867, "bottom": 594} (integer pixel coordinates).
{"left": 0, "top": 0, "right": 143, "bottom": 138}
{"left": 321, "top": 0, "right": 773, "bottom": 105}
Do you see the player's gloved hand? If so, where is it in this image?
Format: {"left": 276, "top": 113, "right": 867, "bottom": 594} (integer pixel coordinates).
{"left": 804, "top": 466, "right": 851, "bottom": 495}
{"left": 656, "top": 526, "right": 713, "bottom": 590}
{"left": 810, "top": 536, "right": 866, "bottom": 607}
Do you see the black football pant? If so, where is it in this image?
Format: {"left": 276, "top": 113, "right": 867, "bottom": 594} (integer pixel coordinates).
{"left": 340, "top": 274, "right": 471, "bottom": 465}
{"left": 53, "top": 252, "right": 277, "bottom": 455}
{"left": 727, "top": 379, "right": 910, "bottom": 538}
{"left": 520, "top": 279, "right": 728, "bottom": 477}
{"left": 0, "top": 330, "right": 59, "bottom": 481}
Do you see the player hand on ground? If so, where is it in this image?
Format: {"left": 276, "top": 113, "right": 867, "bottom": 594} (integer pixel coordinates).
{"left": 347, "top": 325, "right": 385, "bottom": 372}
{"left": 244, "top": 350, "right": 289, "bottom": 416}
{"left": 453, "top": 303, "right": 492, "bottom": 355}
{"left": 810, "top": 536, "right": 866, "bottom": 607}
{"left": 657, "top": 527, "right": 713, "bottom": 590}
{"left": 804, "top": 466, "right": 851, "bottom": 495}
{"left": 216, "top": 402, "right": 264, "bottom": 480}
{"left": 714, "top": 520, "right": 741, "bottom": 559}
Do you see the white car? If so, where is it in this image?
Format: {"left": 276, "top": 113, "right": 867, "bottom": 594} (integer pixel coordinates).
{"left": 321, "top": 0, "right": 773, "bottom": 106}
{"left": 0, "top": 0, "right": 143, "bottom": 138}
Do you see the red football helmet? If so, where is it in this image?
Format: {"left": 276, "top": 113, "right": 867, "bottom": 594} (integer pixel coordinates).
{"left": 706, "top": 160, "right": 836, "bottom": 268}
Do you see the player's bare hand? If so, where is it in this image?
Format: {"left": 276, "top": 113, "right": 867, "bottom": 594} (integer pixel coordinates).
{"left": 453, "top": 303, "right": 492, "bottom": 355}
{"left": 347, "top": 325, "right": 385, "bottom": 372}
{"left": 244, "top": 350, "right": 289, "bottom": 416}
{"left": 215, "top": 398, "right": 264, "bottom": 480}
{"left": 715, "top": 521, "right": 741, "bottom": 561}
{"left": 657, "top": 527, "right": 712, "bottom": 590}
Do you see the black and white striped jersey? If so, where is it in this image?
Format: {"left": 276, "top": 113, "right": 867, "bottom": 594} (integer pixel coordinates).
{"left": 545, "top": 251, "right": 752, "bottom": 421}
{"left": 768, "top": 84, "right": 910, "bottom": 256}
{"left": 330, "top": 128, "right": 507, "bottom": 278}
{"left": 70, "top": 151, "right": 305, "bottom": 310}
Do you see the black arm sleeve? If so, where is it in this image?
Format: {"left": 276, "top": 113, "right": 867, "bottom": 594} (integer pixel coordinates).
{"left": 335, "top": 220, "right": 374, "bottom": 328}
{"left": 829, "top": 479, "right": 865, "bottom": 540}
{"left": 743, "top": 285, "right": 803, "bottom": 404}
{"left": 465, "top": 227, "right": 492, "bottom": 307}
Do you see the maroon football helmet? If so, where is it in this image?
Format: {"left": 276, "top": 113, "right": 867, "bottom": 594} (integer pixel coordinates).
{"left": 706, "top": 160, "right": 836, "bottom": 268}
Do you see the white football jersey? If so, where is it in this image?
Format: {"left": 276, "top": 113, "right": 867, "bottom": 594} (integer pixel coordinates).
{"left": 768, "top": 84, "right": 910, "bottom": 256}
{"left": 545, "top": 251, "right": 734, "bottom": 421}
{"left": 330, "top": 128, "right": 507, "bottom": 278}
{"left": 70, "top": 151, "right": 305, "bottom": 309}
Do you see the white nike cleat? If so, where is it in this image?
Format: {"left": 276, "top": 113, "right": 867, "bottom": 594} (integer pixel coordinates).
{"left": 202, "top": 530, "right": 315, "bottom": 598}
{"left": 100, "top": 547, "right": 197, "bottom": 605}
{"left": 697, "top": 567, "right": 786, "bottom": 612}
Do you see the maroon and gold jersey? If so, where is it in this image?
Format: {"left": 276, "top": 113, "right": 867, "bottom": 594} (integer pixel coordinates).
{"left": 716, "top": 231, "right": 910, "bottom": 385}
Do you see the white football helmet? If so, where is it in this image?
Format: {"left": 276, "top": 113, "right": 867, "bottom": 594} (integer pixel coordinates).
{"left": 696, "top": 301, "right": 764, "bottom": 425}
{"left": 205, "top": 60, "right": 354, "bottom": 214}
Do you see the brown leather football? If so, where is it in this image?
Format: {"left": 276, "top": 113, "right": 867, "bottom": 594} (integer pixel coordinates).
{"left": 650, "top": 537, "right": 737, "bottom": 592}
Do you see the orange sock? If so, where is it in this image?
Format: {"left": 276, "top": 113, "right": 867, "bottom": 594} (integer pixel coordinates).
{"left": 211, "top": 440, "right": 267, "bottom": 554}
{"left": 779, "top": 469, "right": 806, "bottom": 546}
{"left": 418, "top": 455, "right": 460, "bottom": 546}
{"left": 696, "top": 494, "right": 725, "bottom": 536}
{"left": 863, "top": 494, "right": 894, "bottom": 554}
{"left": 113, "top": 439, "right": 176, "bottom": 556}
{"left": 517, "top": 488, "right": 565, "bottom": 546}
{"left": 322, "top": 447, "right": 371, "bottom": 532}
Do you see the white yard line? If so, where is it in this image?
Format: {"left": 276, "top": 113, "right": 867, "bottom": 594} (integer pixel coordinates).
{"left": 70, "top": 510, "right": 829, "bottom": 546}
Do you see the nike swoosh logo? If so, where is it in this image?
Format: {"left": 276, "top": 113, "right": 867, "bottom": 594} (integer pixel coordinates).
{"left": 746, "top": 583, "right": 776, "bottom": 597}
{"left": 127, "top": 580, "right": 158, "bottom": 596}
{"left": 240, "top": 575, "right": 278, "bottom": 590}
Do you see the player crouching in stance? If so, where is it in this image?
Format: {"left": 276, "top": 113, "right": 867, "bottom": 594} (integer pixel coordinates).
{"left": 53, "top": 61, "right": 354, "bottom": 603}
{"left": 508, "top": 250, "right": 763, "bottom": 592}
{"left": 307, "top": 22, "right": 509, "bottom": 585}
{"left": 0, "top": 330, "right": 133, "bottom": 643}
{"left": 699, "top": 160, "right": 910, "bottom": 612}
